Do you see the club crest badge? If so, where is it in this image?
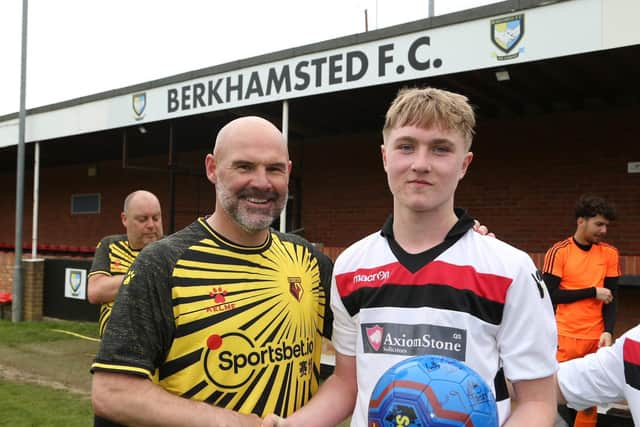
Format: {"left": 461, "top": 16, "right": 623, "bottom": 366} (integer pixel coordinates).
{"left": 288, "top": 277, "right": 304, "bottom": 301}
{"left": 491, "top": 14, "right": 525, "bottom": 61}
{"left": 69, "top": 271, "right": 82, "bottom": 293}
{"left": 64, "top": 268, "right": 87, "bottom": 300}
{"left": 132, "top": 92, "right": 147, "bottom": 120}
{"left": 366, "top": 325, "right": 384, "bottom": 351}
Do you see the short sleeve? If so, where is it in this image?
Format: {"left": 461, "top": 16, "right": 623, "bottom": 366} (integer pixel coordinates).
{"left": 606, "top": 246, "right": 621, "bottom": 278}
{"left": 89, "top": 238, "right": 111, "bottom": 276}
{"left": 543, "top": 244, "right": 566, "bottom": 277}
{"left": 92, "top": 244, "right": 176, "bottom": 377}
{"left": 498, "top": 255, "right": 558, "bottom": 381}
{"left": 330, "top": 267, "right": 359, "bottom": 357}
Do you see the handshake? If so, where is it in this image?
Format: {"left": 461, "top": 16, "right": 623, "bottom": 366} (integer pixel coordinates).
{"left": 262, "top": 414, "right": 287, "bottom": 427}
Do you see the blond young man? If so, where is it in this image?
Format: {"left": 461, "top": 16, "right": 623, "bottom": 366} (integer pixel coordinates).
{"left": 264, "top": 88, "right": 558, "bottom": 427}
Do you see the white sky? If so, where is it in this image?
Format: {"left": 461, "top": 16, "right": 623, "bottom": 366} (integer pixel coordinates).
{"left": 0, "top": 0, "right": 498, "bottom": 116}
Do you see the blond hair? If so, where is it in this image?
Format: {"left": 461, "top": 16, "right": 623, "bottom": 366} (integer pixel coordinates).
{"left": 382, "top": 87, "right": 476, "bottom": 149}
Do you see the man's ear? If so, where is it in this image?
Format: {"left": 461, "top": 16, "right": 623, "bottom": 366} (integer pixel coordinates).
{"left": 381, "top": 144, "right": 388, "bottom": 172}
{"left": 120, "top": 211, "right": 127, "bottom": 228}
{"left": 205, "top": 154, "right": 217, "bottom": 184}
{"left": 459, "top": 151, "right": 474, "bottom": 180}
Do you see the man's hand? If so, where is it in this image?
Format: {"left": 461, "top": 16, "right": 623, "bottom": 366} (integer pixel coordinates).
{"left": 262, "top": 414, "right": 286, "bottom": 427}
{"left": 598, "top": 332, "right": 612, "bottom": 348}
{"left": 595, "top": 287, "right": 613, "bottom": 304}
{"left": 473, "top": 220, "right": 495, "bottom": 238}
{"left": 240, "top": 413, "right": 263, "bottom": 426}
{"left": 87, "top": 273, "right": 126, "bottom": 304}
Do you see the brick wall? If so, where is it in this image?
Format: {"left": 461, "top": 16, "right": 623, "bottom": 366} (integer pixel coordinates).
{"left": 298, "top": 131, "right": 392, "bottom": 248}
{"left": 0, "top": 108, "right": 638, "bottom": 256}
{"left": 0, "top": 251, "right": 14, "bottom": 294}
{"left": 0, "top": 256, "right": 44, "bottom": 320}
{"left": 0, "top": 152, "right": 211, "bottom": 248}
{"left": 22, "top": 259, "right": 44, "bottom": 321}
{"left": 299, "top": 109, "right": 640, "bottom": 254}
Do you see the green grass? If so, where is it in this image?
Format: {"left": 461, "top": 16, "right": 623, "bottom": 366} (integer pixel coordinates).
{"left": 0, "top": 319, "right": 352, "bottom": 425}
{"left": 0, "top": 318, "right": 98, "bottom": 346}
{"left": 0, "top": 380, "right": 93, "bottom": 426}
{"left": 0, "top": 319, "right": 97, "bottom": 426}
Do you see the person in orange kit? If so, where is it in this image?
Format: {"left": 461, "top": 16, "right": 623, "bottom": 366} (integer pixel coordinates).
{"left": 543, "top": 194, "right": 621, "bottom": 427}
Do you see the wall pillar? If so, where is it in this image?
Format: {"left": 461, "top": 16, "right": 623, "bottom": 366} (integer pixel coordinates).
{"left": 22, "top": 258, "right": 44, "bottom": 321}
{"left": 0, "top": 251, "right": 15, "bottom": 294}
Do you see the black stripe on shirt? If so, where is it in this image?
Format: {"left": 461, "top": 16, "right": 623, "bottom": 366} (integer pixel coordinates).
{"left": 624, "top": 361, "right": 640, "bottom": 391}
{"left": 342, "top": 283, "right": 505, "bottom": 325}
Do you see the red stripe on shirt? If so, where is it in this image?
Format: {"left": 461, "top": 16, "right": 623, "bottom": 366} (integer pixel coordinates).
{"left": 336, "top": 260, "right": 511, "bottom": 303}
{"left": 624, "top": 337, "right": 640, "bottom": 366}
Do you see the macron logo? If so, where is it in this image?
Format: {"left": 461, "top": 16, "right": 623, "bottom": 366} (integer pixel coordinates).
{"left": 353, "top": 270, "right": 390, "bottom": 284}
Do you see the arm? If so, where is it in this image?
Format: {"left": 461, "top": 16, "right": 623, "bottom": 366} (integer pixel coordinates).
{"left": 600, "top": 246, "right": 621, "bottom": 347}
{"left": 556, "top": 333, "right": 626, "bottom": 408}
{"left": 600, "top": 276, "right": 619, "bottom": 347}
{"left": 602, "top": 277, "right": 619, "bottom": 333}
{"left": 92, "top": 372, "right": 261, "bottom": 427}
{"left": 87, "top": 273, "right": 124, "bottom": 304}
{"left": 88, "top": 237, "right": 123, "bottom": 305}
{"left": 262, "top": 352, "right": 357, "bottom": 427}
{"left": 542, "top": 273, "right": 610, "bottom": 305}
{"left": 499, "top": 256, "right": 558, "bottom": 426}
{"left": 505, "top": 375, "right": 557, "bottom": 427}
{"left": 556, "top": 374, "right": 568, "bottom": 404}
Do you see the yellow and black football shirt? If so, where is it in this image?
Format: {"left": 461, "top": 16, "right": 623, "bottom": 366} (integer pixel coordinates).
{"left": 88, "top": 234, "right": 140, "bottom": 337}
{"left": 92, "top": 218, "right": 332, "bottom": 417}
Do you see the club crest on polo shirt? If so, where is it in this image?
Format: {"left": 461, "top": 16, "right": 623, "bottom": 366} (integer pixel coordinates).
{"left": 288, "top": 276, "right": 304, "bottom": 301}
{"left": 361, "top": 323, "right": 466, "bottom": 360}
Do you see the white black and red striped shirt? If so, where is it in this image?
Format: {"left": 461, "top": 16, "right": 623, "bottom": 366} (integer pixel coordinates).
{"left": 558, "top": 324, "right": 640, "bottom": 425}
{"left": 331, "top": 211, "right": 558, "bottom": 426}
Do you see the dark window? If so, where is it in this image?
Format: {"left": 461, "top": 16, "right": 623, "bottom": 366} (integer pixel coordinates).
{"left": 71, "top": 193, "right": 101, "bottom": 214}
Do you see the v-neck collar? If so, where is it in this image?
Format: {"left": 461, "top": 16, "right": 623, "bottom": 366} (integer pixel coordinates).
{"left": 380, "top": 208, "right": 474, "bottom": 273}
